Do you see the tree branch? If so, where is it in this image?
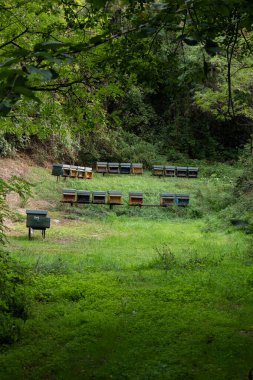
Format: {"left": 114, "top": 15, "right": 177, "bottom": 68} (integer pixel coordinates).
{"left": 0, "top": 28, "right": 28, "bottom": 50}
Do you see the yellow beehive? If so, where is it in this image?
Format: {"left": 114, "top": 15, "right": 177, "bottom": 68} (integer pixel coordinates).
{"left": 131, "top": 163, "right": 143, "bottom": 175}
{"left": 108, "top": 191, "right": 122, "bottom": 205}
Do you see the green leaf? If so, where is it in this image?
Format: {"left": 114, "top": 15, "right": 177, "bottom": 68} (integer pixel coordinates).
{"left": 0, "top": 101, "right": 12, "bottom": 116}
{"left": 14, "top": 86, "right": 40, "bottom": 101}
{"left": 0, "top": 58, "right": 20, "bottom": 68}
{"left": 34, "top": 41, "right": 69, "bottom": 52}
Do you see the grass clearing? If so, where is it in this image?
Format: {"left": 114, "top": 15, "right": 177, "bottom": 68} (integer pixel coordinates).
{"left": 1, "top": 163, "right": 253, "bottom": 379}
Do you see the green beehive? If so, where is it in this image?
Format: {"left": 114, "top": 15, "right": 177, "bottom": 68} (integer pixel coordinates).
{"left": 26, "top": 210, "right": 50, "bottom": 239}
{"left": 26, "top": 210, "right": 50, "bottom": 229}
{"left": 52, "top": 163, "right": 63, "bottom": 176}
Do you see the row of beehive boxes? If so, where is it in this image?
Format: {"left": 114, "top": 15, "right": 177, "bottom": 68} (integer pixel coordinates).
{"left": 152, "top": 166, "right": 198, "bottom": 177}
{"left": 96, "top": 162, "right": 143, "bottom": 174}
{"left": 61, "top": 189, "right": 190, "bottom": 207}
{"left": 52, "top": 164, "right": 93, "bottom": 179}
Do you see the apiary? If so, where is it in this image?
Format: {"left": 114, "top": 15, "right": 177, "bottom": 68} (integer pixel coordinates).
{"left": 107, "top": 191, "right": 122, "bottom": 205}
{"left": 164, "top": 166, "right": 176, "bottom": 177}
{"left": 92, "top": 191, "right": 106, "bottom": 204}
{"left": 160, "top": 193, "right": 175, "bottom": 206}
{"left": 131, "top": 163, "right": 143, "bottom": 175}
{"left": 129, "top": 192, "right": 143, "bottom": 206}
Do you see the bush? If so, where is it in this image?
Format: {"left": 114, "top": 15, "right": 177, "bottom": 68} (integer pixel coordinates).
{"left": 0, "top": 250, "right": 30, "bottom": 344}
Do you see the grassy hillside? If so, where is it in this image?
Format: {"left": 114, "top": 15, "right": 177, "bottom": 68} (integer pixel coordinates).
{"left": 1, "top": 162, "right": 253, "bottom": 380}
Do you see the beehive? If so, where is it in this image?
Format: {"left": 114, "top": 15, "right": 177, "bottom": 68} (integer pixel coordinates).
{"left": 70, "top": 166, "right": 78, "bottom": 178}
{"left": 62, "top": 188, "right": 76, "bottom": 202}
{"left": 160, "top": 193, "right": 175, "bottom": 206}
{"left": 152, "top": 165, "right": 164, "bottom": 176}
{"left": 120, "top": 163, "right": 131, "bottom": 174}
{"left": 108, "top": 162, "right": 120, "bottom": 174}
{"left": 176, "top": 166, "right": 187, "bottom": 177}
{"left": 77, "top": 167, "right": 85, "bottom": 179}
{"left": 107, "top": 191, "right": 122, "bottom": 205}
{"left": 187, "top": 167, "right": 198, "bottom": 178}
{"left": 129, "top": 192, "right": 143, "bottom": 206}
{"left": 76, "top": 190, "right": 90, "bottom": 204}
{"left": 52, "top": 163, "right": 63, "bottom": 177}
{"left": 62, "top": 164, "right": 71, "bottom": 177}
{"left": 164, "top": 166, "right": 176, "bottom": 177}
{"left": 84, "top": 168, "right": 93, "bottom": 179}
{"left": 26, "top": 210, "right": 50, "bottom": 239}
{"left": 92, "top": 191, "right": 106, "bottom": 204}
{"left": 96, "top": 162, "right": 108, "bottom": 173}
{"left": 26, "top": 210, "right": 50, "bottom": 229}
{"left": 131, "top": 163, "right": 143, "bottom": 175}
{"left": 175, "top": 194, "right": 190, "bottom": 207}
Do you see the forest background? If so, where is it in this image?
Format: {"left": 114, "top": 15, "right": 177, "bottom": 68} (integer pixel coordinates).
{"left": 1, "top": 1, "right": 253, "bottom": 376}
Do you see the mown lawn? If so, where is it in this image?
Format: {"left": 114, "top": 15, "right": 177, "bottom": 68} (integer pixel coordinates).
{"left": 1, "top": 164, "right": 253, "bottom": 379}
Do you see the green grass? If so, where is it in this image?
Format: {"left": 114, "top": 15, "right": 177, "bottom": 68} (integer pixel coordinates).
{"left": 1, "top": 162, "right": 253, "bottom": 379}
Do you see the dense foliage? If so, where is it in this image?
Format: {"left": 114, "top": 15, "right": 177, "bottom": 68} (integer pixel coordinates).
{"left": 0, "top": 0, "right": 253, "bottom": 161}
{"left": 0, "top": 177, "right": 31, "bottom": 343}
